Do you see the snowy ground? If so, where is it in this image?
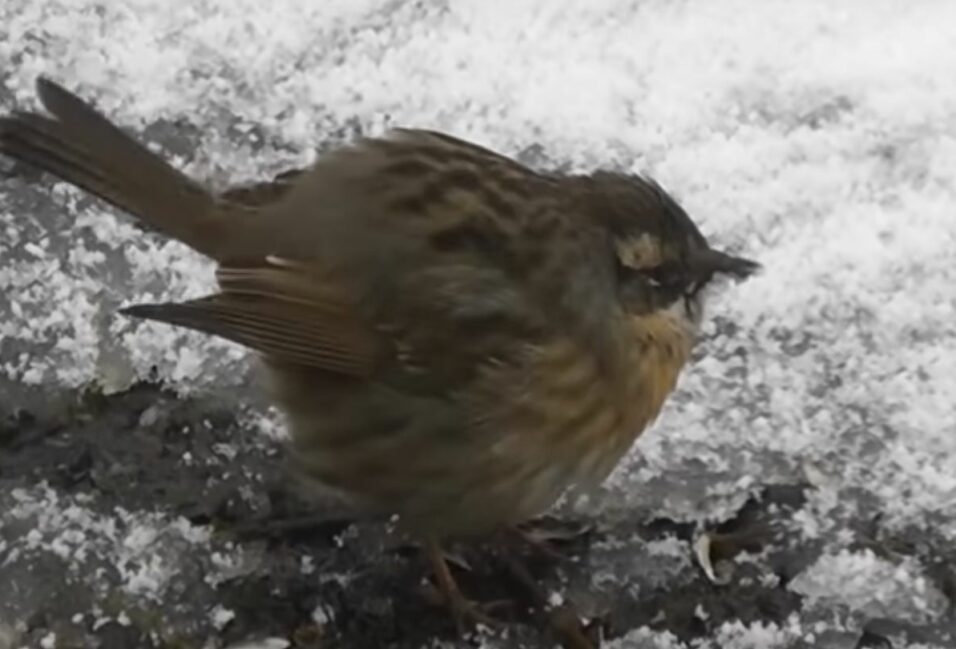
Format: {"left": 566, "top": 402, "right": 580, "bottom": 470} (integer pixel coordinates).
{"left": 1, "top": 1, "right": 955, "bottom": 648}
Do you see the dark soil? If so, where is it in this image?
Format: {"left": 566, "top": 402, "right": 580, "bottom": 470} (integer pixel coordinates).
{"left": 6, "top": 382, "right": 950, "bottom": 649}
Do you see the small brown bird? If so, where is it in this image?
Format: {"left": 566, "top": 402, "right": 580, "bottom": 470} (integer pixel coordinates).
{"left": 0, "top": 78, "right": 757, "bottom": 636}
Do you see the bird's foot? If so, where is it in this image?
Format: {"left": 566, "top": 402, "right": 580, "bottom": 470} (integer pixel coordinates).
{"left": 497, "top": 550, "right": 599, "bottom": 649}
{"left": 424, "top": 535, "right": 598, "bottom": 647}
{"left": 420, "top": 582, "right": 507, "bottom": 634}
{"left": 512, "top": 517, "right": 594, "bottom": 561}
{"left": 425, "top": 541, "right": 508, "bottom": 635}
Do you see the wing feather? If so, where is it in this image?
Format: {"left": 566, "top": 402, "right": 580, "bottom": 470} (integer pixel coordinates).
{"left": 122, "top": 257, "right": 382, "bottom": 376}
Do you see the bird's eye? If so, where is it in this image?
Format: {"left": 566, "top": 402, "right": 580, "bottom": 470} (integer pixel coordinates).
{"left": 641, "top": 261, "right": 685, "bottom": 290}
{"left": 615, "top": 257, "right": 689, "bottom": 315}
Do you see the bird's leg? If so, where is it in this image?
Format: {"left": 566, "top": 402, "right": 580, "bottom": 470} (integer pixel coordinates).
{"left": 426, "top": 539, "right": 499, "bottom": 634}
{"left": 498, "top": 533, "right": 597, "bottom": 649}
{"left": 513, "top": 517, "right": 594, "bottom": 561}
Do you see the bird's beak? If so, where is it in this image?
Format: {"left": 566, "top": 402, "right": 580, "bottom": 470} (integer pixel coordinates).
{"left": 686, "top": 247, "right": 760, "bottom": 279}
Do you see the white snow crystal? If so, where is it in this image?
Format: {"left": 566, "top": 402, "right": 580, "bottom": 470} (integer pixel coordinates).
{"left": 790, "top": 548, "right": 948, "bottom": 623}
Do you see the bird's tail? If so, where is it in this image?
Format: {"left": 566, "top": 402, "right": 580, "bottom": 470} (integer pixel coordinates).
{"left": 0, "top": 77, "right": 225, "bottom": 258}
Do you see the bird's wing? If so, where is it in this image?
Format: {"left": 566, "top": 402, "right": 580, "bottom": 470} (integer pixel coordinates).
{"left": 122, "top": 256, "right": 384, "bottom": 377}
{"left": 218, "top": 167, "right": 306, "bottom": 208}
{"left": 122, "top": 130, "right": 567, "bottom": 381}
{"left": 122, "top": 253, "right": 546, "bottom": 386}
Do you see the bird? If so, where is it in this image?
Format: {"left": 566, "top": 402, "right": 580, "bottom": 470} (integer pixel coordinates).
{"left": 0, "top": 77, "right": 758, "bottom": 640}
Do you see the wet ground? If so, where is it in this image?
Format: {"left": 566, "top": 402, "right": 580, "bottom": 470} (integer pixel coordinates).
{"left": 3, "top": 382, "right": 954, "bottom": 648}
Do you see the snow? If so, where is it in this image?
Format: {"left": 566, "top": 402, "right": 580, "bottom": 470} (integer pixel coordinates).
{"left": 791, "top": 548, "right": 947, "bottom": 623}
{"left": 1, "top": 0, "right": 955, "bottom": 647}
{"left": 210, "top": 604, "right": 236, "bottom": 630}
{"left": 223, "top": 639, "right": 290, "bottom": 649}
{"left": 3, "top": 483, "right": 215, "bottom": 601}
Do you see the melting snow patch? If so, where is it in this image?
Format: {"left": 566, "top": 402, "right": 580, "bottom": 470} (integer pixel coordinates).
{"left": 789, "top": 548, "right": 948, "bottom": 624}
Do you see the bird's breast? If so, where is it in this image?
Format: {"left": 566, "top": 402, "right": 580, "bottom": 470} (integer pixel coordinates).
{"left": 466, "top": 310, "right": 695, "bottom": 520}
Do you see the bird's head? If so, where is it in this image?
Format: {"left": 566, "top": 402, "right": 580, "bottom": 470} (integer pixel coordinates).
{"left": 591, "top": 171, "right": 759, "bottom": 328}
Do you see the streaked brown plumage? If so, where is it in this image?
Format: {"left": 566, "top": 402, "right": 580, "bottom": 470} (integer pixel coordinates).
{"left": 0, "top": 77, "right": 758, "bottom": 637}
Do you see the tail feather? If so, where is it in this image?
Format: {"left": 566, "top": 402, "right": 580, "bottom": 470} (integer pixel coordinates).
{"left": 2, "top": 110, "right": 126, "bottom": 207}
{"left": 0, "top": 77, "right": 225, "bottom": 258}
